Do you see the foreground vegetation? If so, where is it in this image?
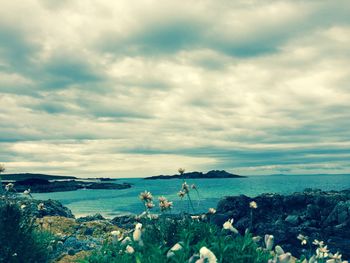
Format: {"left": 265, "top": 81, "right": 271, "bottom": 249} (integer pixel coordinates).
{"left": 0, "top": 201, "right": 53, "bottom": 263}
{"left": 80, "top": 217, "right": 272, "bottom": 263}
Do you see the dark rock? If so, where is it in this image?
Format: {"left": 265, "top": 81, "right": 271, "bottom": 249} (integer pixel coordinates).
{"left": 111, "top": 215, "right": 137, "bottom": 229}
{"left": 64, "top": 237, "right": 83, "bottom": 250}
{"left": 209, "top": 213, "right": 230, "bottom": 226}
{"left": 215, "top": 188, "right": 350, "bottom": 258}
{"left": 11, "top": 179, "right": 132, "bottom": 193}
{"left": 285, "top": 215, "right": 300, "bottom": 225}
{"left": 10, "top": 197, "right": 75, "bottom": 218}
{"left": 76, "top": 213, "right": 105, "bottom": 223}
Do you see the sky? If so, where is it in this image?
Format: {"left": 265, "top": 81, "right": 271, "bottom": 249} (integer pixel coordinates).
{"left": 0, "top": 0, "right": 350, "bottom": 178}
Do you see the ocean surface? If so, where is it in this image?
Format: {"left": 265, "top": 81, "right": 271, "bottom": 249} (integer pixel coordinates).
{"left": 33, "top": 174, "right": 350, "bottom": 218}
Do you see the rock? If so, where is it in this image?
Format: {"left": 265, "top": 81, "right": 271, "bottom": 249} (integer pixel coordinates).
{"left": 64, "top": 237, "right": 83, "bottom": 250}
{"left": 285, "top": 215, "right": 300, "bottom": 225}
{"left": 324, "top": 201, "right": 350, "bottom": 225}
{"left": 76, "top": 213, "right": 105, "bottom": 223}
{"left": 12, "top": 179, "right": 132, "bottom": 193}
{"left": 11, "top": 197, "right": 74, "bottom": 218}
{"left": 214, "top": 188, "right": 350, "bottom": 258}
{"left": 209, "top": 213, "right": 230, "bottom": 226}
{"left": 111, "top": 215, "right": 137, "bottom": 229}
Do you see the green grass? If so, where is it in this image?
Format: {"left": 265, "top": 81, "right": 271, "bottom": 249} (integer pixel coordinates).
{"left": 80, "top": 217, "right": 272, "bottom": 263}
{"left": 0, "top": 201, "right": 54, "bottom": 263}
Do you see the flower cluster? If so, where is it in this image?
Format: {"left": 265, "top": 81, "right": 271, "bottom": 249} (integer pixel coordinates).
{"left": 158, "top": 196, "right": 173, "bottom": 212}
{"left": 297, "top": 234, "right": 308, "bottom": 245}
{"left": 139, "top": 191, "right": 154, "bottom": 211}
{"left": 266, "top": 235, "right": 349, "bottom": 263}
{"left": 108, "top": 222, "right": 144, "bottom": 256}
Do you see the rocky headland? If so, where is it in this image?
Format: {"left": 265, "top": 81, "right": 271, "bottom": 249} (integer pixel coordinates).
{"left": 145, "top": 170, "right": 245, "bottom": 180}
{"left": 1, "top": 173, "right": 132, "bottom": 193}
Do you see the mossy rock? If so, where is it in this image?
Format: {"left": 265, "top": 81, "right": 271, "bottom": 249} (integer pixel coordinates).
{"left": 37, "top": 216, "right": 122, "bottom": 240}
{"left": 76, "top": 220, "right": 121, "bottom": 239}
{"left": 37, "top": 216, "right": 78, "bottom": 236}
{"left": 55, "top": 250, "right": 91, "bottom": 263}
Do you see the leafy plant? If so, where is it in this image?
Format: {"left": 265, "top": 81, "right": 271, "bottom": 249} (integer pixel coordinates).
{"left": 0, "top": 202, "right": 53, "bottom": 263}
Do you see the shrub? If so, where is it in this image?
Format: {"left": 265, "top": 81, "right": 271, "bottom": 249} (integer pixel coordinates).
{"left": 0, "top": 202, "right": 53, "bottom": 263}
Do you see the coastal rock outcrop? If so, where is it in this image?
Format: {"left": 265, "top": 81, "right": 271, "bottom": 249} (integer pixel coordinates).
{"left": 5, "top": 179, "right": 132, "bottom": 193}
{"left": 211, "top": 188, "right": 350, "bottom": 257}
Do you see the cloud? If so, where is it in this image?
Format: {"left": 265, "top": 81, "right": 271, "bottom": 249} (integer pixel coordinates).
{"left": 0, "top": 0, "right": 350, "bottom": 177}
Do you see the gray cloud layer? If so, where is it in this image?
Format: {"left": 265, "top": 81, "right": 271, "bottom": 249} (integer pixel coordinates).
{"left": 1, "top": 0, "right": 350, "bottom": 177}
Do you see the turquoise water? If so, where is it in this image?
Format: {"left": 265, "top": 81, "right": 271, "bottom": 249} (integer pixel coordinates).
{"left": 33, "top": 174, "right": 350, "bottom": 218}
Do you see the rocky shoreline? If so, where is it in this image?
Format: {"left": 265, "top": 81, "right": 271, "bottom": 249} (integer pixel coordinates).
{"left": 212, "top": 188, "right": 350, "bottom": 258}
{"left": 1, "top": 178, "right": 132, "bottom": 193}
{"left": 3, "top": 188, "right": 350, "bottom": 261}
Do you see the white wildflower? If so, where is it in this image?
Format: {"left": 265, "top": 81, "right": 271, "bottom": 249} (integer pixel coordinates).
{"left": 133, "top": 223, "right": 143, "bottom": 246}
{"left": 252, "top": 236, "right": 262, "bottom": 243}
{"left": 278, "top": 252, "right": 292, "bottom": 263}
{"left": 199, "top": 247, "right": 217, "bottom": 263}
{"left": 249, "top": 201, "right": 258, "bottom": 209}
{"left": 191, "top": 215, "right": 200, "bottom": 220}
{"left": 327, "top": 252, "right": 346, "bottom": 263}
{"left": 145, "top": 201, "right": 155, "bottom": 209}
{"left": 297, "top": 234, "right": 308, "bottom": 245}
{"left": 166, "top": 242, "right": 183, "bottom": 258}
{"left": 309, "top": 255, "right": 317, "bottom": 263}
{"left": 121, "top": 236, "right": 132, "bottom": 246}
{"left": 125, "top": 245, "right": 135, "bottom": 254}
{"left": 37, "top": 203, "right": 45, "bottom": 211}
{"left": 23, "top": 189, "right": 31, "bottom": 196}
{"left": 275, "top": 245, "right": 285, "bottom": 255}
{"left": 159, "top": 197, "right": 173, "bottom": 212}
{"left": 316, "top": 245, "right": 329, "bottom": 259}
{"left": 313, "top": 239, "right": 324, "bottom": 247}
{"left": 139, "top": 191, "right": 153, "bottom": 202}
{"left": 111, "top": 230, "right": 122, "bottom": 244}
{"left": 223, "top": 219, "right": 239, "bottom": 234}
{"left": 265, "top": 234, "right": 274, "bottom": 251}
{"left": 208, "top": 208, "right": 216, "bottom": 214}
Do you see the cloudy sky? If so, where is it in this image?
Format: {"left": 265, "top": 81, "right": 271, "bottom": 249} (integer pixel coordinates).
{"left": 1, "top": 0, "right": 350, "bottom": 177}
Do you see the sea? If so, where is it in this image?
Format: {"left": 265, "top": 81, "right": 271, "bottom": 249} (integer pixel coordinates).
{"left": 32, "top": 174, "right": 350, "bottom": 218}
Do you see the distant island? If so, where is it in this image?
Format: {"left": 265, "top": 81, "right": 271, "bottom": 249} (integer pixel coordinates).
{"left": 1, "top": 173, "right": 77, "bottom": 181}
{"left": 1, "top": 173, "right": 131, "bottom": 193}
{"left": 144, "top": 170, "right": 245, "bottom": 180}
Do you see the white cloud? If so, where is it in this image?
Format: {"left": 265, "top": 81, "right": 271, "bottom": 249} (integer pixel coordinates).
{"left": 0, "top": 0, "right": 350, "bottom": 177}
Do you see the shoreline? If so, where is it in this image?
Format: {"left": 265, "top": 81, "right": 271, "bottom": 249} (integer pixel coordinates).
{"left": 2, "top": 187, "right": 350, "bottom": 260}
